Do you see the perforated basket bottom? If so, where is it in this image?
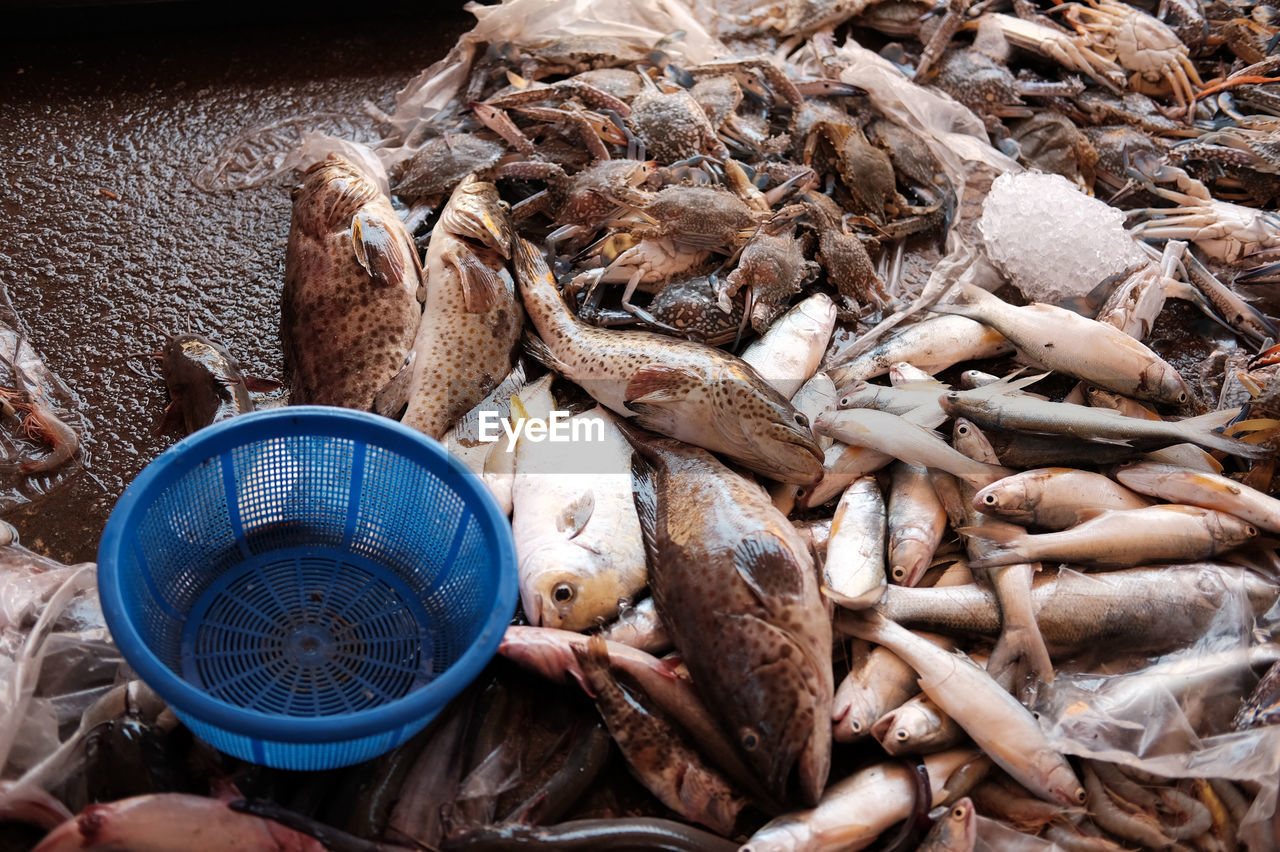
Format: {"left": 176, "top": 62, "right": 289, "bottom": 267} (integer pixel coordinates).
{"left": 179, "top": 546, "right": 435, "bottom": 717}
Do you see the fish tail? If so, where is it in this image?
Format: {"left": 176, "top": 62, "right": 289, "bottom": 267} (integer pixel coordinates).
{"left": 569, "top": 634, "right": 612, "bottom": 683}
{"left": 966, "top": 550, "right": 1019, "bottom": 570}
{"left": 928, "top": 280, "right": 995, "bottom": 320}
{"left": 1175, "top": 410, "right": 1275, "bottom": 459}
{"left": 956, "top": 520, "right": 1025, "bottom": 545}
{"left": 987, "top": 622, "right": 1055, "bottom": 688}
{"left": 834, "top": 608, "right": 890, "bottom": 643}
{"left": 522, "top": 332, "right": 573, "bottom": 376}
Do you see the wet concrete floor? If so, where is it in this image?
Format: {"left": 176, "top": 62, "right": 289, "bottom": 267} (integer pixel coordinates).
{"left": 0, "top": 3, "right": 473, "bottom": 562}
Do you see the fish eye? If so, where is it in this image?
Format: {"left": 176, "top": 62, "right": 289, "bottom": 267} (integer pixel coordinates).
{"left": 1248, "top": 526, "right": 1259, "bottom": 536}
{"left": 953, "top": 805, "right": 967, "bottom": 819}
{"left": 983, "top": 494, "right": 997, "bottom": 505}
{"left": 848, "top": 719, "right": 862, "bottom": 734}
{"left": 839, "top": 397, "right": 849, "bottom": 406}
{"left": 1075, "top": 788, "right": 1087, "bottom": 805}
{"left": 895, "top": 729, "right": 909, "bottom": 742}
{"left": 956, "top": 424, "right": 969, "bottom": 435}
{"left": 552, "top": 583, "right": 576, "bottom": 604}
{"left": 794, "top": 412, "right": 809, "bottom": 427}
{"left": 741, "top": 729, "right": 760, "bottom": 751}
{"left": 1177, "top": 392, "right": 1188, "bottom": 403}
{"left": 946, "top": 392, "right": 959, "bottom": 400}
{"left": 892, "top": 566, "right": 906, "bottom": 581}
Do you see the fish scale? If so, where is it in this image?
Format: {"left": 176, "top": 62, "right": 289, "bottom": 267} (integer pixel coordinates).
{"left": 400, "top": 175, "right": 523, "bottom": 439}
{"left": 282, "top": 155, "right": 424, "bottom": 411}
{"left": 512, "top": 236, "right": 824, "bottom": 485}
{"left": 625, "top": 427, "right": 833, "bottom": 808}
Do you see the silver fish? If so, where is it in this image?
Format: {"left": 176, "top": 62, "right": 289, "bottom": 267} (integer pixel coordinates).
{"left": 931, "top": 282, "right": 1189, "bottom": 404}
{"left": 823, "top": 476, "right": 887, "bottom": 609}
{"left": 843, "top": 610, "right": 1084, "bottom": 807}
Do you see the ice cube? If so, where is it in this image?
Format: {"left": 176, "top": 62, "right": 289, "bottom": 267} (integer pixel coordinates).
{"left": 980, "top": 171, "right": 1149, "bottom": 306}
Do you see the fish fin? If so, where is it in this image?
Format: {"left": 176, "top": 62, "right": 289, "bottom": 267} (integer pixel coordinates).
{"left": 242, "top": 375, "right": 283, "bottom": 393}
{"left": 927, "top": 280, "right": 996, "bottom": 319}
{"left": 482, "top": 439, "right": 515, "bottom": 477}
{"left": 557, "top": 492, "right": 595, "bottom": 539}
{"left": 624, "top": 365, "right": 700, "bottom": 407}
{"left": 893, "top": 379, "right": 948, "bottom": 393}
{"left": 903, "top": 405, "right": 950, "bottom": 429}
{"left": 568, "top": 636, "right": 611, "bottom": 698}
{"left": 834, "top": 608, "right": 889, "bottom": 643}
{"left": 965, "top": 549, "right": 1018, "bottom": 571}
{"left": 732, "top": 531, "right": 806, "bottom": 606}
{"left": 372, "top": 351, "right": 416, "bottom": 419}
{"left": 156, "top": 399, "right": 183, "bottom": 434}
{"left": 1073, "top": 507, "right": 1109, "bottom": 522}
{"left": 351, "top": 209, "right": 410, "bottom": 289}
{"left": 1061, "top": 272, "right": 1125, "bottom": 318}
{"left": 444, "top": 247, "right": 504, "bottom": 313}
{"left": 630, "top": 451, "right": 662, "bottom": 563}
{"left": 956, "top": 520, "right": 1025, "bottom": 544}
{"left": 1183, "top": 407, "right": 1244, "bottom": 431}
{"left": 509, "top": 393, "right": 530, "bottom": 427}
{"left": 523, "top": 333, "right": 573, "bottom": 375}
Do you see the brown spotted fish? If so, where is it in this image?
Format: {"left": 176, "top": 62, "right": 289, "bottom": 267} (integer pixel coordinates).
{"left": 400, "top": 175, "right": 524, "bottom": 439}
{"left": 281, "top": 155, "right": 424, "bottom": 410}
{"left": 513, "top": 237, "right": 822, "bottom": 485}
{"left": 572, "top": 636, "right": 748, "bottom": 836}
{"left": 625, "top": 424, "right": 833, "bottom": 807}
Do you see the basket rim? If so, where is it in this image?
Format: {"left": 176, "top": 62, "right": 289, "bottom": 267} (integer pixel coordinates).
{"left": 97, "top": 405, "right": 517, "bottom": 744}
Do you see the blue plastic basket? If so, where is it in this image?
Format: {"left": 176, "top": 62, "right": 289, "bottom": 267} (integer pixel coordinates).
{"left": 97, "top": 406, "right": 516, "bottom": 770}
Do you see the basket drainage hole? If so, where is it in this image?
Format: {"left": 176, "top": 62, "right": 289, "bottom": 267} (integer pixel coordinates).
{"left": 285, "top": 625, "right": 336, "bottom": 666}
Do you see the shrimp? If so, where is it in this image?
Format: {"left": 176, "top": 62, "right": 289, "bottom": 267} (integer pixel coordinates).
{"left": 0, "top": 338, "right": 79, "bottom": 474}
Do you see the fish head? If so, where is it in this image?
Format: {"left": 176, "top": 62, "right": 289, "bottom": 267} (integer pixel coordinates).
{"left": 1041, "top": 758, "right": 1087, "bottom": 807}
{"left": 1138, "top": 360, "right": 1191, "bottom": 405}
{"left": 972, "top": 477, "right": 1030, "bottom": 522}
{"left": 722, "top": 617, "right": 832, "bottom": 806}
{"left": 837, "top": 381, "right": 877, "bottom": 410}
{"left": 441, "top": 175, "right": 513, "bottom": 257}
{"left": 519, "top": 543, "right": 627, "bottom": 632}
{"left": 937, "top": 798, "right": 977, "bottom": 848}
{"left": 725, "top": 373, "right": 825, "bottom": 485}
{"left": 831, "top": 682, "right": 880, "bottom": 742}
{"left": 870, "top": 703, "right": 932, "bottom": 755}
{"left": 292, "top": 155, "right": 380, "bottom": 237}
{"left": 1207, "top": 510, "right": 1260, "bottom": 549}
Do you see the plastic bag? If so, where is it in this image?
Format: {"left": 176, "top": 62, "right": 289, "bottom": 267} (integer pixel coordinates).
{"left": 1031, "top": 566, "right": 1280, "bottom": 851}
{"left": 0, "top": 563, "right": 96, "bottom": 777}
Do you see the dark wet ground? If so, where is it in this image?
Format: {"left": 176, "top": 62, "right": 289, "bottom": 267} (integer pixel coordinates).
{"left": 0, "top": 2, "right": 473, "bottom": 562}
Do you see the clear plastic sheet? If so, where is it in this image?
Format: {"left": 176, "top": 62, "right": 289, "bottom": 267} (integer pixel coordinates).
{"left": 205, "top": 0, "right": 733, "bottom": 191}
{"left": 0, "top": 563, "right": 96, "bottom": 777}
{"left": 192, "top": 111, "right": 385, "bottom": 192}
{"left": 1031, "top": 569, "right": 1280, "bottom": 851}
{"left": 974, "top": 814, "right": 1065, "bottom": 850}
{"left": 0, "top": 315, "right": 92, "bottom": 516}
{"left": 787, "top": 37, "right": 1019, "bottom": 209}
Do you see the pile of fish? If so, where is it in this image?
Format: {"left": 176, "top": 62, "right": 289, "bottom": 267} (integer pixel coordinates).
{"left": 7, "top": 0, "right": 1280, "bottom": 848}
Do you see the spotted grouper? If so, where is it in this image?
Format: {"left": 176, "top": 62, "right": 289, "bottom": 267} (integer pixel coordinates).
{"left": 281, "top": 154, "right": 424, "bottom": 410}
{"left": 513, "top": 237, "right": 822, "bottom": 485}
{"left": 399, "top": 175, "right": 524, "bottom": 438}
{"left": 624, "top": 423, "right": 833, "bottom": 807}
